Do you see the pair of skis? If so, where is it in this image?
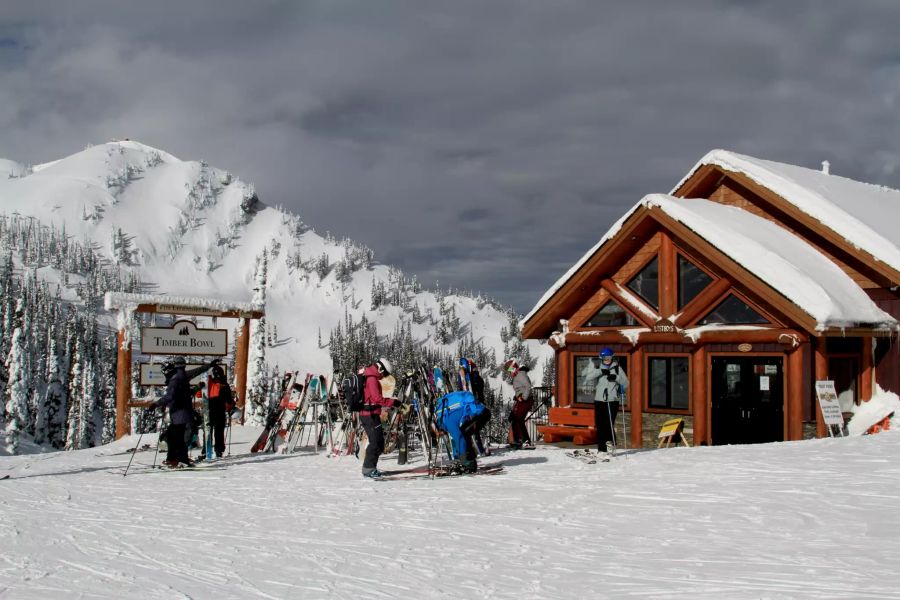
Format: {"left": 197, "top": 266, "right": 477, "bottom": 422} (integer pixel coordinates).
{"left": 250, "top": 372, "right": 301, "bottom": 454}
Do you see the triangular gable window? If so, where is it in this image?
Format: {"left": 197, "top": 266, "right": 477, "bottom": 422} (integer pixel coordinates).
{"left": 626, "top": 256, "right": 659, "bottom": 310}
{"left": 586, "top": 300, "right": 637, "bottom": 327}
{"left": 678, "top": 255, "right": 713, "bottom": 309}
{"left": 699, "top": 294, "right": 769, "bottom": 325}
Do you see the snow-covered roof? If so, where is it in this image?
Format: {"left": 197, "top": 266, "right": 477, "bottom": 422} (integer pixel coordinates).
{"left": 525, "top": 194, "right": 898, "bottom": 332}
{"left": 674, "top": 149, "right": 900, "bottom": 275}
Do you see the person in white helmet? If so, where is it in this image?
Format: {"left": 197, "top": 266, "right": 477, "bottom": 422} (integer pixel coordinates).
{"left": 360, "top": 358, "right": 400, "bottom": 478}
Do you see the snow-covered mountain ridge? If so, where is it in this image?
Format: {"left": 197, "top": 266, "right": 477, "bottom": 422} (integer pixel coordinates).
{"left": 0, "top": 140, "right": 547, "bottom": 391}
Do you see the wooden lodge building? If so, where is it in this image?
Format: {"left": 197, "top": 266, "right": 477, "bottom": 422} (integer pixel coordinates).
{"left": 523, "top": 150, "right": 900, "bottom": 448}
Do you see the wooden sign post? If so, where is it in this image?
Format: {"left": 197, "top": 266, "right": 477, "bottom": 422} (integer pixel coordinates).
{"left": 657, "top": 417, "right": 692, "bottom": 448}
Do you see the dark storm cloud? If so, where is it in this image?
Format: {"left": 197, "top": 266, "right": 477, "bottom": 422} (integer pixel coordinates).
{"left": 1, "top": 1, "right": 900, "bottom": 312}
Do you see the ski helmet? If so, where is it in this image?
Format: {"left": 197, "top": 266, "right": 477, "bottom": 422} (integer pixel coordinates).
{"left": 600, "top": 347, "right": 614, "bottom": 359}
{"left": 376, "top": 358, "right": 393, "bottom": 376}
{"left": 459, "top": 357, "right": 470, "bottom": 371}
{"left": 173, "top": 356, "right": 187, "bottom": 367}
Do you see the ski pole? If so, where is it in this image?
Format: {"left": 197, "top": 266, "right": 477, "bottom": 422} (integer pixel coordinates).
{"left": 123, "top": 409, "right": 148, "bottom": 477}
{"left": 620, "top": 392, "right": 628, "bottom": 459}
{"left": 605, "top": 400, "right": 617, "bottom": 457}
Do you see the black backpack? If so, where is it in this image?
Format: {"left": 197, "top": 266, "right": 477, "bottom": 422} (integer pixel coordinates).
{"left": 341, "top": 373, "right": 367, "bottom": 412}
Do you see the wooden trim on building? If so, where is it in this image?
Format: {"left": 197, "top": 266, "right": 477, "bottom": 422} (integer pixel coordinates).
{"left": 692, "top": 346, "right": 708, "bottom": 445}
{"left": 630, "top": 346, "right": 644, "bottom": 448}
{"left": 659, "top": 233, "right": 677, "bottom": 317}
{"left": 862, "top": 337, "right": 874, "bottom": 402}
{"left": 814, "top": 339, "right": 828, "bottom": 438}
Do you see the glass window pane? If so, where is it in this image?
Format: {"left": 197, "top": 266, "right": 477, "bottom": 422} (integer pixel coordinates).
{"left": 586, "top": 301, "right": 637, "bottom": 327}
{"left": 678, "top": 255, "right": 713, "bottom": 309}
{"left": 648, "top": 357, "right": 690, "bottom": 410}
{"left": 649, "top": 358, "right": 668, "bottom": 407}
{"left": 627, "top": 256, "right": 659, "bottom": 310}
{"left": 671, "top": 358, "right": 690, "bottom": 409}
{"left": 699, "top": 295, "right": 769, "bottom": 325}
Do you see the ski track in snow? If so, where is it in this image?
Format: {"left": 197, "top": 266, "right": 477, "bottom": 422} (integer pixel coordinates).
{"left": 2, "top": 429, "right": 900, "bottom": 599}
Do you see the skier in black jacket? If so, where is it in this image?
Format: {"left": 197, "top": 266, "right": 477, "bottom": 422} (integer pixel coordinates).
{"left": 150, "top": 357, "right": 218, "bottom": 467}
{"left": 206, "top": 365, "right": 232, "bottom": 458}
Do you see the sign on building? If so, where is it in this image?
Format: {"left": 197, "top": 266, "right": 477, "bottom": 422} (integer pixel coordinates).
{"left": 140, "top": 362, "right": 228, "bottom": 387}
{"left": 815, "top": 380, "right": 845, "bottom": 436}
{"left": 140, "top": 320, "right": 228, "bottom": 356}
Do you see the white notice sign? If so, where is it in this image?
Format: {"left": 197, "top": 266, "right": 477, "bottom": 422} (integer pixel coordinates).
{"left": 140, "top": 320, "right": 228, "bottom": 356}
{"left": 815, "top": 380, "right": 845, "bottom": 427}
{"left": 759, "top": 376, "right": 770, "bottom": 391}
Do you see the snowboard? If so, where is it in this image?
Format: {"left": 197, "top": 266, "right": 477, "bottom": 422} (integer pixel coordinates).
{"left": 433, "top": 366, "right": 445, "bottom": 394}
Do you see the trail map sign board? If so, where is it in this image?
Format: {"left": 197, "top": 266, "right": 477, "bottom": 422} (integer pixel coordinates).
{"left": 140, "top": 363, "right": 228, "bottom": 386}
{"left": 815, "top": 380, "right": 845, "bottom": 435}
{"left": 141, "top": 320, "right": 227, "bottom": 356}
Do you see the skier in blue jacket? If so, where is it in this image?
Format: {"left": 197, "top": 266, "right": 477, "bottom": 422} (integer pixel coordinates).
{"left": 434, "top": 390, "right": 491, "bottom": 473}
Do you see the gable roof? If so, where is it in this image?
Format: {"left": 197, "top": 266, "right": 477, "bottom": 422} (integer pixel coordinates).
{"left": 673, "top": 149, "right": 900, "bottom": 278}
{"left": 523, "top": 194, "right": 897, "bottom": 338}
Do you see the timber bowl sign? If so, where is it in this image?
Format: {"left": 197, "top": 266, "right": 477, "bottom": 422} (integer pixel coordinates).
{"left": 140, "top": 320, "right": 228, "bottom": 356}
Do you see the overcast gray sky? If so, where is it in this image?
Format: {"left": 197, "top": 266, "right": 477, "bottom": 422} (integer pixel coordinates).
{"left": 1, "top": 1, "right": 899, "bottom": 312}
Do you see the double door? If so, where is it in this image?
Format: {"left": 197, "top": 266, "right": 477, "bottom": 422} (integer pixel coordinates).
{"left": 711, "top": 356, "right": 784, "bottom": 445}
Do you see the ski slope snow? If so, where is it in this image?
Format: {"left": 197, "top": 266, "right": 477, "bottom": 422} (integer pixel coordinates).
{"left": 2, "top": 428, "right": 900, "bottom": 599}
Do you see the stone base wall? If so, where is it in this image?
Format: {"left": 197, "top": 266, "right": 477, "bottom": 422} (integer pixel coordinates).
{"left": 624, "top": 411, "right": 694, "bottom": 449}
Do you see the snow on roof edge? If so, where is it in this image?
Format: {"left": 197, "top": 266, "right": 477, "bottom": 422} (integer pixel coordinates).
{"left": 104, "top": 292, "right": 263, "bottom": 313}
{"left": 671, "top": 149, "right": 900, "bottom": 273}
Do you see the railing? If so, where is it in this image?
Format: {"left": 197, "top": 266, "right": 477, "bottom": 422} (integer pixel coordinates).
{"left": 526, "top": 386, "right": 553, "bottom": 443}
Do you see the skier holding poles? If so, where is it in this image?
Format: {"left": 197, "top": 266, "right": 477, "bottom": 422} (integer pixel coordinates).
{"left": 359, "top": 358, "right": 401, "bottom": 478}
{"left": 582, "top": 347, "right": 628, "bottom": 456}
{"left": 148, "top": 356, "right": 220, "bottom": 468}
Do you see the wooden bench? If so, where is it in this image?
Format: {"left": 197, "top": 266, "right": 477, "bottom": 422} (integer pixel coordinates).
{"left": 537, "top": 406, "right": 597, "bottom": 446}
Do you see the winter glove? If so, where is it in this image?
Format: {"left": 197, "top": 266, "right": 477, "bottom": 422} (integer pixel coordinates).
{"left": 209, "top": 358, "right": 220, "bottom": 366}
{"left": 606, "top": 373, "right": 617, "bottom": 382}
{"left": 392, "top": 399, "right": 402, "bottom": 408}
{"left": 148, "top": 402, "right": 158, "bottom": 411}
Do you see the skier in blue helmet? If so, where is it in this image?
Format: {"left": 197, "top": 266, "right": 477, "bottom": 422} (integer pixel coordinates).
{"left": 581, "top": 347, "right": 628, "bottom": 454}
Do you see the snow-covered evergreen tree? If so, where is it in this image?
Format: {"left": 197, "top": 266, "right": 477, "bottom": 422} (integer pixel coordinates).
{"left": 4, "top": 327, "right": 29, "bottom": 454}
{"left": 65, "top": 341, "right": 84, "bottom": 450}
{"left": 246, "top": 251, "right": 269, "bottom": 424}
{"left": 43, "top": 339, "right": 67, "bottom": 449}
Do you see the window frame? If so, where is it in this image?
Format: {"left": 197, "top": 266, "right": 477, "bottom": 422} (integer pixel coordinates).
{"left": 644, "top": 353, "right": 692, "bottom": 414}
{"left": 582, "top": 299, "right": 641, "bottom": 329}
{"left": 676, "top": 252, "right": 716, "bottom": 310}
{"left": 697, "top": 291, "right": 773, "bottom": 326}
{"left": 625, "top": 254, "right": 660, "bottom": 312}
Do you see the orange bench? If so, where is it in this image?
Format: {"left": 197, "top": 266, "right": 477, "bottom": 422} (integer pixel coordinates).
{"left": 538, "top": 407, "right": 597, "bottom": 446}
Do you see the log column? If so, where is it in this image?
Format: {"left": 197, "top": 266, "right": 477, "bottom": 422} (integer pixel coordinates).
{"left": 788, "top": 342, "right": 807, "bottom": 441}
{"left": 629, "top": 347, "right": 644, "bottom": 449}
{"left": 659, "top": 234, "right": 677, "bottom": 318}
{"left": 814, "top": 339, "right": 828, "bottom": 438}
{"left": 557, "top": 349, "right": 571, "bottom": 408}
{"left": 692, "top": 345, "right": 708, "bottom": 445}
{"left": 234, "top": 318, "right": 251, "bottom": 423}
{"left": 115, "top": 328, "right": 132, "bottom": 440}
{"left": 861, "top": 337, "right": 874, "bottom": 402}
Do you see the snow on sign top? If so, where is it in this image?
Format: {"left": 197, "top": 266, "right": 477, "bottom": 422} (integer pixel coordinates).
{"left": 673, "top": 149, "right": 900, "bottom": 274}
{"left": 646, "top": 194, "right": 895, "bottom": 330}
{"left": 104, "top": 292, "right": 263, "bottom": 315}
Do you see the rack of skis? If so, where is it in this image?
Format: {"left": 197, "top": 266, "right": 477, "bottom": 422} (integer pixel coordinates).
{"left": 249, "top": 364, "right": 477, "bottom": 471}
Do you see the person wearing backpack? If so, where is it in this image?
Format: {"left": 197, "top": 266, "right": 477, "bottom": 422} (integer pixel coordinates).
{"left": 582, "top": 347, "right": 629, "bottom": 454}
{"left": 359, "top": 358, "right": 401, "bottom": 478}
{"left": 207, "top": 365, "right": 232, "bottom": 458}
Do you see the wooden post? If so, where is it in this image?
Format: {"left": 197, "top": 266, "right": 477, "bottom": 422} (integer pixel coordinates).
{"left": 115, "top": 328, "right": 132, "bottom": 440}
{"left": 861, "top": 336, "right": 874, "bottom": 402}
{"left": 814, "top": 338, "right": 828, "bottom": 438}
{"left": 557, "top": 349, "right": 571, "bottom": 408}
{"left": 659, "top": 234, "right": 677, "bottom": 318}
{"left": 629, "top": 347, "right": 643, "bottom": 449}
{"left": 692, "top": 345, "right": 708, "bottom": 445}
{"left": 234, "top": 318, "right": 251, "bottom": 421}
{"left": 788, "top": 343, "right": 807, "bottom": 441}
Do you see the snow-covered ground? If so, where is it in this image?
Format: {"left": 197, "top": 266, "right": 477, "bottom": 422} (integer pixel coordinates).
{"left": 2, "top": 428, "right": 900, "bottom": 599}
